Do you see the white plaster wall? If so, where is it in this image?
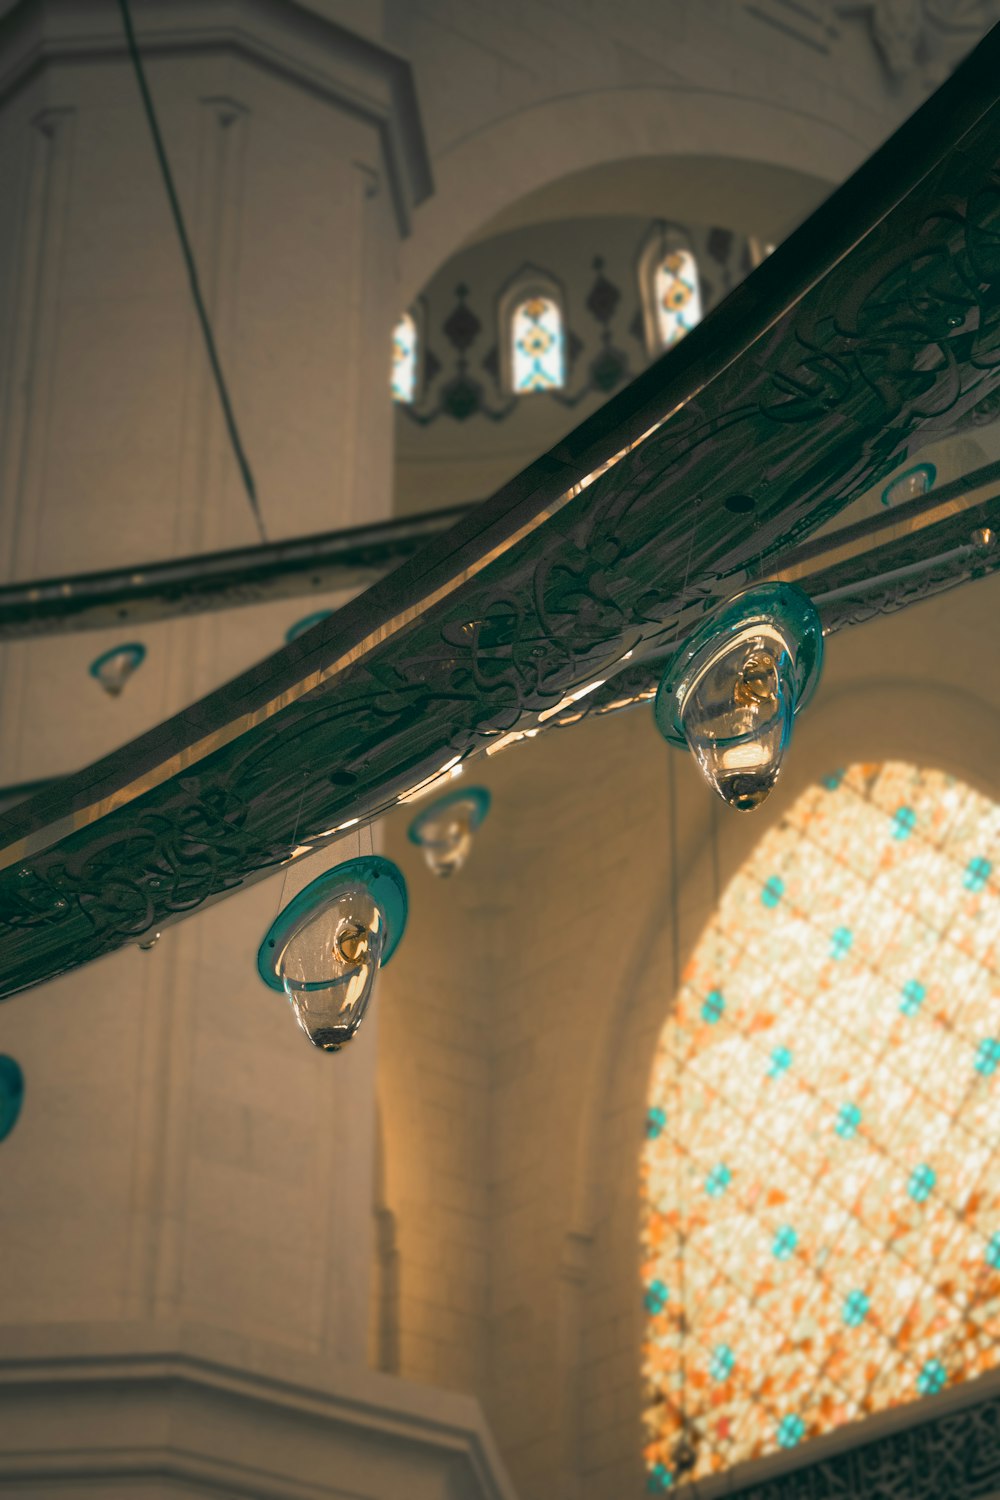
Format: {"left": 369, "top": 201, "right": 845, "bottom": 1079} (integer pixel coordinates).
{"left": 0, "top": 1320, "right": 519, "bottom": 1500}
{"left": 0, "top": 0, "right": 411, "bottom": 1377}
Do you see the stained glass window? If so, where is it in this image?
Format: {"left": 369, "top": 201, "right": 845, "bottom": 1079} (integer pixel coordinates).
{"left": 641, "top": 763, "right": 1000, "bottom": 1490}
{"left": 511, "top": 295, "right": 565, "bottom": 393}
{"left": 653, "top": 249, "right": 702, "bottom": 350}
{"left": 391, "top": 311, "right": 418, "bottom": 403}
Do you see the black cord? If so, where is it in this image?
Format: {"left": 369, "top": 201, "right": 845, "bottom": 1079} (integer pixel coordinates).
{"left": 117, "top": 0, "right": 267, "bottom": 543}
{"left": 667, "top": 754, "right": 690, "bottom": 1452}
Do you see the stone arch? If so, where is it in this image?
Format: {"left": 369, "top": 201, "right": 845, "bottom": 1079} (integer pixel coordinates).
{"left": 402, "top": 86, "right": 868, "bottom": 304}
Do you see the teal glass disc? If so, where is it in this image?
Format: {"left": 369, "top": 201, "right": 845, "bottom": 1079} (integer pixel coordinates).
{"left": 0, "top": 1055, "right": 24, "bottom": 1142}
{"left": 88, "top": 642, "right": 146, "bottom": 681}
{"left": 407, "top": 785, "right": 491, "bottom": 845}
{"left": 654, "top": 582, "right": 823, "bottom": 748}
{"left": 257, "top": 854, "right": 408, "bottom": 992}
{"left": 881, "top": 462, "right": 935, "bottom": 508}
{"left": 286, "top": 611, "right": 333, "bottom": 643}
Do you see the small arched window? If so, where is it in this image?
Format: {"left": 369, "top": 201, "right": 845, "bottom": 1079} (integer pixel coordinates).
{"left": 653, "top": 247, "right": 702, "bottom": 350}
{"left": 638, "top": 226, "right": 703, "bottom": 355}
{"left": 391, "top": 311, "right": 418, "bottom": 404}
{"left": 510, "top": 293, "right": 565, "bottom": 394}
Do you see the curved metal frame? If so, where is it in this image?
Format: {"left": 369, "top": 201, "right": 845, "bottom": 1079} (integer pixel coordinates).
{"left": 4, "top": 25, "right": 1000, "bottom": 997}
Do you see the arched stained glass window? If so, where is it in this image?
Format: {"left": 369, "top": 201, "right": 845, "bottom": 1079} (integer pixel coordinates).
{"left": 391, "top": 311, "right": 418, "bottom": 403}
{"left": 653, "top": 248, "right": 702, "bottom": 350}
{"left": 511, "top": 294, "right": 565, "bottom": 393}
{"left": 641, "top": 762, "right": 1000, "bottom": 1490}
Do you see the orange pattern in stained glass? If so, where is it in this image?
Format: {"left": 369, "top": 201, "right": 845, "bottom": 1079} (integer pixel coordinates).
{"left": 641, "top": 764, "right": 1000, "bottom": 1489}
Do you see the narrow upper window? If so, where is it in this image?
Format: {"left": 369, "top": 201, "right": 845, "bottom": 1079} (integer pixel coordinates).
{"left": 653, "top": 247, "right": 702, "bottom": 350}
{"left": 638, "top": 225, "right": 704, "bottom": 356}
{"left": 511, "top": 294, "right": 565, "bottom": 393}
{"left": 391, "top": 311, "right": 418, "bottom": 403}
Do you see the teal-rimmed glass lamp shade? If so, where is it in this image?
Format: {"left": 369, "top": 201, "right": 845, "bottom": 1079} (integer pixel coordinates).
{"left": 881, "top": 462, "right": 935, "bottom": 507}
{"left": 654, "top": 583, "right": 823, "bottom": 812}
{"left": 408, "top": 786, "right": 491, "bottom": 877}
{"left": 89, "top": 642, "right": 146, "bottom": 696}
{"left": 257, "top": 855, "right": 407, "bottom": 1052}
{"left": 286, "top": 610, "right": 333, "bottom": 644}
{"left": 0, "top": 1055, "right": 24, "bottom": 1142}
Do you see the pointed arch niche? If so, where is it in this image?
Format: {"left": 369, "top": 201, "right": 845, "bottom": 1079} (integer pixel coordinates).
{"left": 641, "top": 761, "right": 1000, "bottom": 1491}
{"left": 639, "top": 224, "right": 703, "bottom": 355}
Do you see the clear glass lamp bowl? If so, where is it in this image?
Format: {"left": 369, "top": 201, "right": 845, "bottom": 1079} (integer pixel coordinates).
{"left": 654, "top": 583, "right": 823, "bottom": 812}
{"left": 257, "top": 855, "right": 408, "bottom": 1050}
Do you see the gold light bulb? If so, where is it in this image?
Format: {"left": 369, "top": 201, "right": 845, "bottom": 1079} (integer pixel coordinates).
{"left": 733, "top": 650, "right": 778, "bottom": 707}
{"left": 335, "top": 920, "right": 370, "bottom": 965}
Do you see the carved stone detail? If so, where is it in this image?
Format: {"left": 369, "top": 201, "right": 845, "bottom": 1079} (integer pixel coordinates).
{"left": 723, "top": 1389, "right": 1000, "bottom": 1499}
{"left": 837, "top": 0, "right": 1000, "bottom": 83}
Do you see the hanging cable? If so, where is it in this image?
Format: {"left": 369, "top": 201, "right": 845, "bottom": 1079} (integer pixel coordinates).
{"left": 117, "top": 0, "right": 267, "bottom": 543}
{"left": 667, "top": 752, "right": 699, "bottom": 1486}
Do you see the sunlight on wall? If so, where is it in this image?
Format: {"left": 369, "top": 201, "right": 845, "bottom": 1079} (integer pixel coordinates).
{"left": 641, "top": 763, "right": 1000, "bottom": 1490}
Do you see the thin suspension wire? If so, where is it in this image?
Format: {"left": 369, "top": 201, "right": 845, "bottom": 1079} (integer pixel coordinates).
{"left": 117, "top": 0, "right": 268, "bottom": 543}
{"left": 663, "top": 493, "right": 704, "bottom": 1483}
{"left": 710, "top": 796, "right": 721, "bottom": 911}
{"left": 273, "top": 772, "right": 309, "bottom": 922}
{"left": 710, "top": 790, "right": 724, "bottom": 994}
{"left": 667, "top": 751, "right": 690, "bottom": 1449}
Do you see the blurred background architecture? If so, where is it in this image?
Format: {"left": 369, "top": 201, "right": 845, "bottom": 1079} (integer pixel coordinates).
{"left": 1, "top": 2, "right": 1000, "bottom": 1497}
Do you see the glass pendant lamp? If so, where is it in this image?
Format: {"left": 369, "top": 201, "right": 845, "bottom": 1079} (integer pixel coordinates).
{"left": 88, "top": 642, "right": 146, "bottom": 696}
{"left": 654, "top": 583, "right": 823, "bottom": 811}
{"left": 408, "top": 787, "right": 491, "bottom": 877}
{"left": 257, "top": 855, "right": 407, "bottom": 1050}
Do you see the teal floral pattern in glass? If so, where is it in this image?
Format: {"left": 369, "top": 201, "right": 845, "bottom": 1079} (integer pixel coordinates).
{"left": 641, "top": 763, "right": 1000, "bottom": 1489}
{"left": 511, "top": 295, "right": 565, "bottom": 392}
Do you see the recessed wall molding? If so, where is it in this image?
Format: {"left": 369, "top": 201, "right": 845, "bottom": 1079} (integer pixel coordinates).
{"left": 0, "top": 0, "right": 432, "bottom": 234}
{"left": 0, "top": 1321, "right": 518, "bottom": 1500}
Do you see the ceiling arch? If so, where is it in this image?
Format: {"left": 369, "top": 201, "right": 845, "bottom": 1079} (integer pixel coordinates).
{"left": 401, "top": 85, "right": 864, "bottom": 303}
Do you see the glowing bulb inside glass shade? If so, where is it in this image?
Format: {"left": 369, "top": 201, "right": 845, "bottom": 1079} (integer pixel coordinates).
{"left": 258, "top": 855, "right": 407, "bottom": 1051}
{"left": 89, "top": 643, "right": 145, "bottom": 696}
{"left": 654, "top": 583, "right": 823, "bottom": 814}
{"left": 278, "top": 885, "right": 385, "bottom": 1051}
{"left": 682, "top": 630, "right": 794, "bottom": 812}
{"left": 417, "top": 805, "right": 475, "bottom": 877}
{"left": 408, "top": 787, "right": 491, "bottom": 878}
